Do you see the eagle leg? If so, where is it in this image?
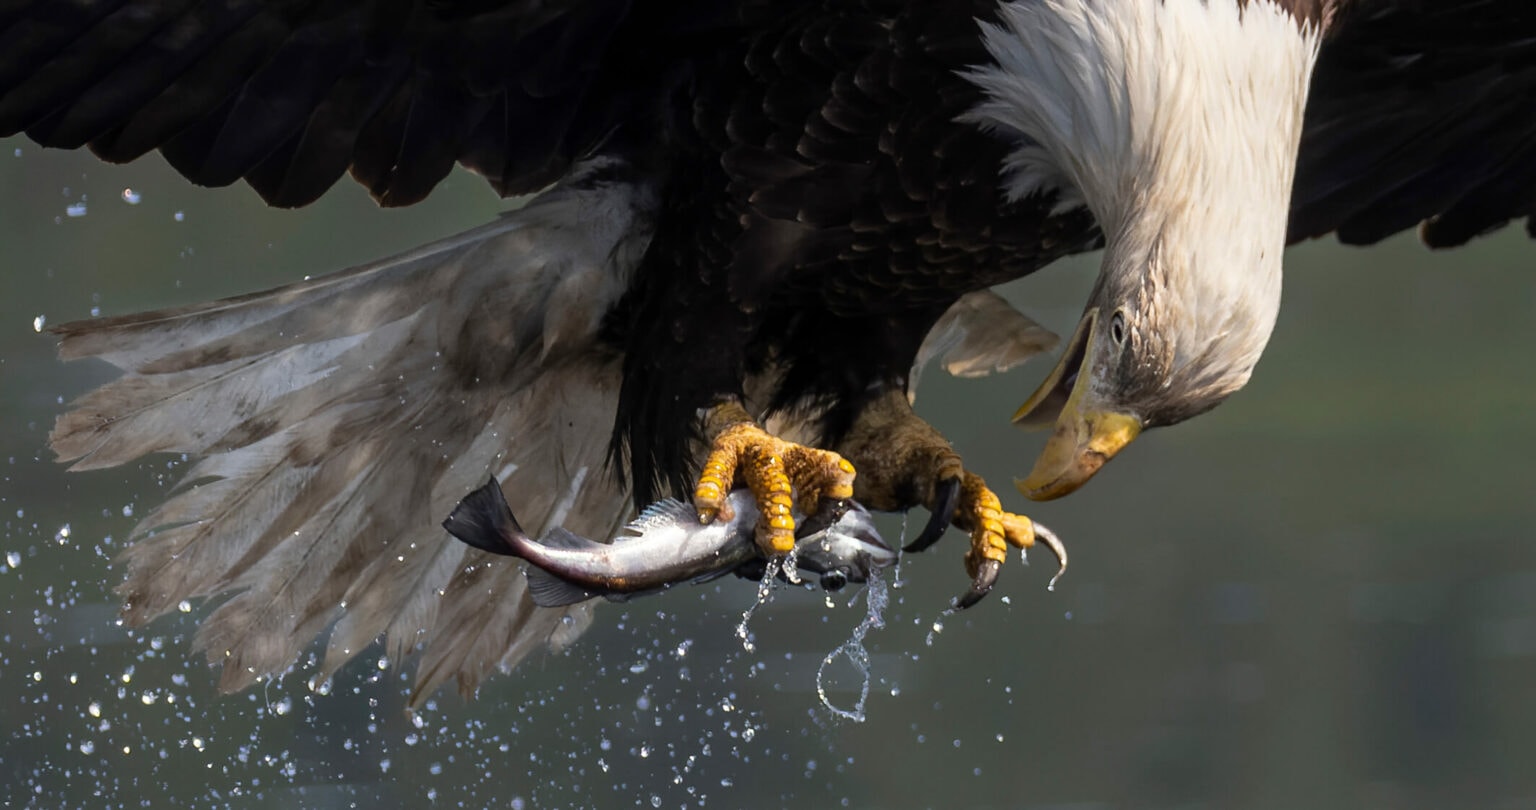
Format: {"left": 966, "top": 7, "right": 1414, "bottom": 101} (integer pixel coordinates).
{"left": 835, "top": 390, "right": 1067, "bottom": 607}
{"left": 695, "top": 400, "right": 857, "bottom": 554}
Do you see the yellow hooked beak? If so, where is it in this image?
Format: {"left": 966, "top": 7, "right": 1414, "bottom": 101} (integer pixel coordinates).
{"left": 1012, "top": 310, "right": 1142, "bottom": 501}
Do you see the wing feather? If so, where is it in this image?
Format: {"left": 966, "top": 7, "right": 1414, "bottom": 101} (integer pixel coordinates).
{"left": 52, "top": 173, "right": 657, "bottom": 701}
{"left": 1291, "top": 0, "right": 1536, "bottom": 248}
{"left": 0, "top": 0, "right": 695, "bottom": 205}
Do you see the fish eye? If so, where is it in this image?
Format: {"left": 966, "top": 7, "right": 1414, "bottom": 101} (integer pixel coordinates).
{"left": 1110, "top": 311, "right": 1127, "bottom": 345}
{"left": 820, "top": 570, "right": 848, "bottom": 591}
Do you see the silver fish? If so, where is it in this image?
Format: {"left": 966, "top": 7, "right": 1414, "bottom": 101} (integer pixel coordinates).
{"left": 443, "top": 477, "right": 896, "bottom": 607}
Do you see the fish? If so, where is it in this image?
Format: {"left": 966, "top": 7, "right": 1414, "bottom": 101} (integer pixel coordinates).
{"left": 443, "top": 477, "right": 897, "bottom": 607}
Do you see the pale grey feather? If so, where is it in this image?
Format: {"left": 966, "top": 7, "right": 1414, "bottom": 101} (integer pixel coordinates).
{"left": 54, "top": 164, "right": 658, "bottom": 701}
{"left": 908, "top": 290, "right": 1060, "bottom": 402}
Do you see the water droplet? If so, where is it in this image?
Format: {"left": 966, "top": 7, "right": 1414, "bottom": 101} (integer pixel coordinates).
{"left": 121, "top": 188, "right": 142, "bottom": 204}
{"left": 921, "top": 611, "right": 946, "bottom": 648}
{"left": 5, "top": 551, "right": 20, "bottom": 569}
{"left": 88, "top": 702, "right": 101, "bottom": 718}
{"left": 66, "top": 202, "right": 87, "bottom": 217}
{"left": 31, "top": 315, "right": 45, "bottom": 333}
{"left": 172, "top": 211, "right": 185, "bottom": 222}
{"left": 80, "top": 741, "right": 94, "bottom": 755}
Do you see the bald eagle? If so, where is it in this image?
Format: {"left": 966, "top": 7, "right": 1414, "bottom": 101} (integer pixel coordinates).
{"left": 4, "top": 0, "right": 1533, "bottom": 702}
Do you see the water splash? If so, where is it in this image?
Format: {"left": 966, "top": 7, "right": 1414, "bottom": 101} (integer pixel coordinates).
{"left": 780, "top": 540, "right": 804, "bottom": 586}
{"left": 734, "top": 558, "right": 780, "bottom": 653}
{"left": 815, "top": 568, "right": 890, "bottom": 722}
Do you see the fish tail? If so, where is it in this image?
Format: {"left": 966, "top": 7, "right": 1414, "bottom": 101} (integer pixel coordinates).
{"left": 443, "top": 478, "right": 531, "bottom": 557}
{"left": 446, "top": 480, "right": 602, "bottom": 609}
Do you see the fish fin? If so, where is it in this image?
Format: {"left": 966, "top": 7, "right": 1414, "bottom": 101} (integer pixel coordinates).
{"left": 442, "top": 478, "right": 528, "bottom": 557}
{"left": 539, "top": 526, "right": 606, "bottom": 551}
{"left": 689, "top": 568, "right": 735, "bottom": 586}
{"left": 523, "top": 566, "right": 599, "bottom": 608}
{"left": 624, "top": 499, "right": 696, "bottom": 534}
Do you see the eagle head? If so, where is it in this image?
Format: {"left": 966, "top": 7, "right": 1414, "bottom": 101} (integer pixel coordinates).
{"left": 960, "top": 0, "right": 1322, "bottom": 499}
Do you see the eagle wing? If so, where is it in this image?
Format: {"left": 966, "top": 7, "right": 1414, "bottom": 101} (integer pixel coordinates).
{"left": 0, "top": 0, "right": 754, "bottom": 207}
{"left": 1290, "top": 0, "right": 1536, "bottom": 247}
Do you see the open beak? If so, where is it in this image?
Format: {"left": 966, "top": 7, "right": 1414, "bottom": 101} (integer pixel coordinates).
{"left": 1011, "top": 310, "right": 1142, "bottom": 501}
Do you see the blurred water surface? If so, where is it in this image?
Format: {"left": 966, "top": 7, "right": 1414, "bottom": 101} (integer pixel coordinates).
{"left": 2, "top": 139, "right": 1534, "bottom": 809}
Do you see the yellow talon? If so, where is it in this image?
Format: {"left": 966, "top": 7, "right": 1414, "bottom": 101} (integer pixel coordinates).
{"left": 693, "top": 401, "right": 857, "bottom": 555}
{"left": 948, "top": 471, "right": 1064, "bottom": 591}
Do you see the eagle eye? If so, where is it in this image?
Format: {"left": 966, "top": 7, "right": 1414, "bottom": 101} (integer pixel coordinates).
{"left": 1110, "top": 311, "right": 1127, "bottom": 346}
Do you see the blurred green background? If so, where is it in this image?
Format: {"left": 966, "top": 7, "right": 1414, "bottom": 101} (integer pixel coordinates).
{"left": 2, "top": 137, "right": 1534, "bottom": 809}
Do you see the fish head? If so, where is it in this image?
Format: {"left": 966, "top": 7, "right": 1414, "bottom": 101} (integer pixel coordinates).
{"left": 794, "top": 502, "right": 898, "bottom": 590}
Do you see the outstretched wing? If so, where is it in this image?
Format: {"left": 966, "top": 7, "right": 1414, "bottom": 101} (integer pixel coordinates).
{"left": 1290, "top": 0, "right": 1536, "bottom": 247}
{"left": 0, "top": 0, "right": 748, "bottom": 207}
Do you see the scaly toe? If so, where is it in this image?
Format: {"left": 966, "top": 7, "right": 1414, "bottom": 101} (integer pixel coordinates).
{"left": 950, "top": 471, "right": 1067, "bottom": 609}
{"left": 692, "top": 404, "right": 857, "bottom": 555}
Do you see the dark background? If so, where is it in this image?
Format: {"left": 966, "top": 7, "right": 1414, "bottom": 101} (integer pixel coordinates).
{"left": 2, "top": 137, "right": 1534, "bottom": 809}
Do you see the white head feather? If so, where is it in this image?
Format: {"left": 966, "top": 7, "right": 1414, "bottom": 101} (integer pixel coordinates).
{"left": 961, "top": 0, "right": 1322, "bottom": 416}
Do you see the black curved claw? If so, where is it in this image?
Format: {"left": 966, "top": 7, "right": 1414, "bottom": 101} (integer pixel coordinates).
{"left": 905, "top": 475, "right": 961, "bottom": 553}
{"left": 955, "top": 558, "right": 1001, "bottom": 610}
